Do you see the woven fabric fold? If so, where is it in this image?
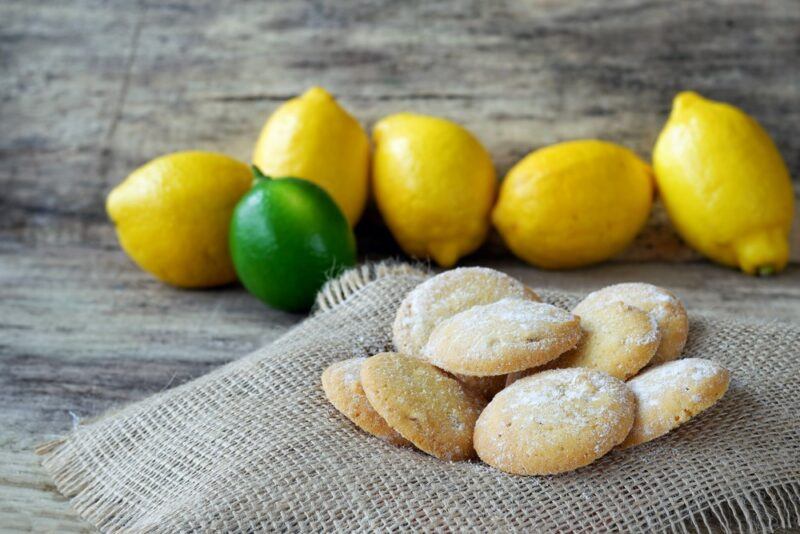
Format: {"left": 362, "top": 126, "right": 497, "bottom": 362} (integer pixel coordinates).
{"left": 41, "top": 264, "right": 800, "bottom": 532}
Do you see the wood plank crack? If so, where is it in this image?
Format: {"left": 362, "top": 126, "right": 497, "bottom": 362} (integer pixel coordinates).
{"left": 97, "top": 3, "right": 146, "bottom": 184}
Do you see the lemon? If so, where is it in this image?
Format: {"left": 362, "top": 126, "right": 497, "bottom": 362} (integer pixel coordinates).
{"left": 106, "top": 151, "right": 252, "bottom": 287}
{"left": 492, "top": 140, "right": 654, "bottom": 269}
{"left": 372, "top": 113, "right": 496, "bottom": 267}
{"left": 653, "top": 91, "right": 794, "bottom": 275}
{"left": 252, "top": 87, "right": 369, "bottom": 226}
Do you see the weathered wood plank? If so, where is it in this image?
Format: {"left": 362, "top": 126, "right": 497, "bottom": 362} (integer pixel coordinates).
{"left": 0, "top": 439, "right": 89, "bottom": 532}
{"left": 2, "top": 0, "right": 800, "bottom": 529}
{"left": 1, "top": 0, "right": 799, "bottom": 257}
{"left": 2, "top": 246, "right": 799, "bottom": 432}
{"left": 0, "top": 241, "right": 304, "bottom": 530}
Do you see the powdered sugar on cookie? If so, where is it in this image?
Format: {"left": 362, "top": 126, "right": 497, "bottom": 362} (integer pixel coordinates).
{"left": 392, "top": 267, "right": 540, "bottom": 357}
{"left": 423, "top": 298, "right": 581, "bottom": 376}
{"left": 474, "top": 368, "right": 635, "bottom": 475}
{"left": 574, "top": 283, "right": 688, "bottom": 365}
{"left": 339, "top": 357, "right": 365, "bottom": 389}
{"left": 551, "top": 300, "right": 660, "bottom": 380}
{"left": 618, "top": 358, "right": 730, "bottom": 449}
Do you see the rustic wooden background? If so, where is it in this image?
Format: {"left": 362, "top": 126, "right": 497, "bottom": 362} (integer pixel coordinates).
{"left": 1, "top": 0, "right": 799, "bottom": 530}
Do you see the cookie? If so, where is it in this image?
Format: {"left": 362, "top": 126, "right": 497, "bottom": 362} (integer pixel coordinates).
{"left": 574, "top": 283, "right": 688, "bottom": 364}
{"left": 551, "top": 301, "right": 661, "bottom": 380}
{"left": 618, "top": 358, "right": 730, "bottom": 450}
{"left": 360, "top": 352, "right": 486, "bottom": 461}
{"left": 392, "top": 267, "right": 540, "bottom": 357}
{"left": 422, "top": 298, "right": 581, "bottom": 376}
{"left": 453, "top": 373, "right": 507, "bottom": 400}
{"left": 321, "top": 358, "right": 410, "bottom": 447}
{"left": 474, "top": 368, "right": 635, "bottom": 475}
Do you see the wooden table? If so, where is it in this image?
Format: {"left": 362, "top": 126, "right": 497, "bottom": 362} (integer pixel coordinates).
{"left": 2, "top": 1, "right": 798, "bottom": 530}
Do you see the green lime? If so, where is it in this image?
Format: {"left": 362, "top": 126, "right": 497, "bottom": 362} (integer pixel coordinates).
{"left": 230, "top": 166, "right": 357, "bottom": 312}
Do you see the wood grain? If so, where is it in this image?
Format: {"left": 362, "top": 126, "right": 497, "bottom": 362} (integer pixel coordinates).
{"left": 1, "top": 0, "right": 799, "bottom": 529}
{"left": 1, "top": 0, "right": 799, "bottom": 255}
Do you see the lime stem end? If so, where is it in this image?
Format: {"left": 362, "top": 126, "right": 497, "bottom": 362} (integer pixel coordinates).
{"left": 756, "top": 265, "right": 775, "bottom": 277}
{"left": 251, "top": 165, "right": 272, "bottom": 182}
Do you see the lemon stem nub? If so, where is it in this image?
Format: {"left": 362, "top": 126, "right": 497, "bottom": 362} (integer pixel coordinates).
{"left": 757, "top": 265, "right": 775, "bottom": 277}
{"left": 251, "top": 165, "right": 272, "bottom": 182}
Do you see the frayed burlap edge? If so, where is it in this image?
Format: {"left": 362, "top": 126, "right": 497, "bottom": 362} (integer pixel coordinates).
{"left": 313, "top": 260, "right": 430, "bottom": 313}
{"left": 666, "top": 481, "right": 800, "bottom": 533}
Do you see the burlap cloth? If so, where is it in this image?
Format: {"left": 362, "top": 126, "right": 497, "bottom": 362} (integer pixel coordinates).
{"left": 40, "top": 263, "right": 800, "bottom": 532}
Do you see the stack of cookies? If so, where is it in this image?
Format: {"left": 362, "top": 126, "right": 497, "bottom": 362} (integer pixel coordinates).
{"left": 321, "top": 267, "right": 730, "bottom": 475}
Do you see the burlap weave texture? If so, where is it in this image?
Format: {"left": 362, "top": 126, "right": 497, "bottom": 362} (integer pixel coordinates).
{"left": 41, "top": 264, "right": 800, "bottom": 532}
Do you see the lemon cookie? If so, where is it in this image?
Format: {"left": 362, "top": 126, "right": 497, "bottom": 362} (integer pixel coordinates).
{"left": 574, "top": 283, "right": 688, "bottom": 364}
{"left": 392, "top": 267, "right": 540, "bottom": 356}
{"left": 423, "top": 298, "right": 581, "bottom": 376}
{"left": 618, "top": 358, "right": 730, "bottom": 449}
{"left": 361, "top": 352, "right": 486, "bottom": 461}
{"left": 551, "top": 301, "right": 661, "bottom": 380}
{"left": 321, "top": 358, "right": 410, "bottom": 446}
{"left": 474, "top": 368, "right": 635, "bottom": 475}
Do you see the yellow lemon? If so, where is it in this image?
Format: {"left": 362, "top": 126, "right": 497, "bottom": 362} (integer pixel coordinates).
{"left": 252, "top": 87, "right": 369, "bottom": 226}
{"left": 653, "top": 91, "right": 794, "bottom": 275}
{"left": 372, "top": 113, "right": 496, "bottom": 267}
{"left": 492, "top": 140, "right": 654, "bottom": 269}
{"left": 106, "top": 151, "right": 252, "bottom": 287}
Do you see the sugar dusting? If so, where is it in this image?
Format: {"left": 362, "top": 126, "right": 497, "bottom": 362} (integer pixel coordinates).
{"left": 577, "top": 283, "right": 682, "bottom": 325}
{"left": 628, "top": 358, "right": 722, "bottom": 400}
{"left": 477, "top": 368, "right": 633, "bottom": 467}
{"left": 623, "top": 357, "right": 730, "bottom": 446}
{"left": 473, "top": 297, "right": 569, "bottom": 326}
{"left": 623, "top": 314, "right": 660, "bottom": 347}
{"left": 500, "top": 369, "right": 629, "bottom": 427}
{"left": 394, "top": 267, "right": 535, "bottom": 355}
{"left": 425, "top": 298, "right": 579, "bottom": 365}
{"left": 574, "top": 283, "right": 688, "bottom": 362}
{"left": 338, "top": 357, "right": 367, "bottom": 390}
